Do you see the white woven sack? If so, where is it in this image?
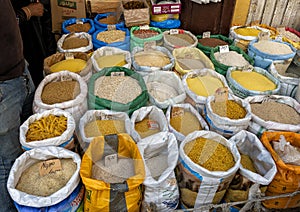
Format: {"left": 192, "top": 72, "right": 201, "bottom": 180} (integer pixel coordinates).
{"left": 163, "top": 30, "right": 197, "bottom": 52}
{"left": 57, "top": 32, "right": 93, "bottom": 53}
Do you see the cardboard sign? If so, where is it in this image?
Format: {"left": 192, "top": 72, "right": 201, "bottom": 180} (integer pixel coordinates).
{"left": 172, "top": 107, "right": 184, "bottom": 118}
{"left": 214, "top": 87, "right": 228, "bottom": 102}
{"left": 39, "top": 159, "right": 62, "bottom": 177}
{"left": 105, "top": 154, "right": 118, "bottom": 167}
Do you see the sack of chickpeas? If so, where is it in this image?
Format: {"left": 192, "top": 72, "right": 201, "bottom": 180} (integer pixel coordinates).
{"left": 33, "top": 71, "right": 88, "bottom": 124}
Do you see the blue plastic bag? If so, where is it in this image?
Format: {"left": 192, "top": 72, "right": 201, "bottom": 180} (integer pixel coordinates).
{"left": 150, "top": 19, "right": 181, "bottom": 29}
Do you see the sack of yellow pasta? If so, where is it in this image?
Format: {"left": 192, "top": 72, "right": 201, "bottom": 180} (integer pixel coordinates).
{"left": 261, "top": 131, "right": 300, "bottom": 209}
{"left": 80, "top": 133, "right": 145, "bottom": 211}
{"left": 19, "top": 109, "right": 76, "bottom": 151}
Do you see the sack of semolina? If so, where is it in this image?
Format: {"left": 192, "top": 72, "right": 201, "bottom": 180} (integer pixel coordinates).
{"left": 130, "top": 105, "right": 168, "bottom": 143}
{"left": 177, "top": 130, "right": 240, "bottom": 209}
{"left": 57, "top": 32, "right": 93, "bottom": 53}
{"left": 138, "top": 132, "right": 179, "bottom": 211}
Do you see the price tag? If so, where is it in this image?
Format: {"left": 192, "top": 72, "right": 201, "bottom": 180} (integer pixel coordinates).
{"left": 76, "top": 19, "right": 84, "bottom": 25}
{"left": 39, "top": 159, "right": 62, "bottom": 177}
{"left": 105, "top": 50, "right": 113, "bottom": 56}
{"left": 147, "top": 120, "right": 159, "bottom": 130}
{"left": 65, "top": 52, "right": 74, "bottom": 60}
{"left": 144, "top": 41, "right": 156, "bottom": 51}
{"left": 258, "top": 31, "right": 270, "bottom": 41}
{"left": 100, "top": 113, "right": 113, "bottom": 120}
{"left": 111, "top": 72, "right": 125, "bottom": 77}
{"left": 242, "top": 65, "right": 253, "bottom": 72}
{"left": 214, "top": 87, "right": 228, "bottom": 103}
{"left": 202, "top": 31, "right": 211, "bottom": 38}
{"left": 170, "top": 29, "right": 179, "bottom": 35}
{"left": 107, "top": 25, "right": 116, "bottom": 31}
{"left": 171, "top": 107, "right": 184, "bottom": 118}
{"left": 105, "top": 154, "right": 118, "bottom": 167}
{"left": 140, "top": 25, "right": 150, "bottom": 30}
{"left": 219, "top": 45, "right": 229, "bottom": 53}
{"left": 275, "top": 35, "right": 283, "bottom": 42}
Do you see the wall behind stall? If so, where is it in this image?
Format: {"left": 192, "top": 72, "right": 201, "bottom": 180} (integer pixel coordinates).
{"left": 232, "top": 0, "right": 300, "bottom": 30}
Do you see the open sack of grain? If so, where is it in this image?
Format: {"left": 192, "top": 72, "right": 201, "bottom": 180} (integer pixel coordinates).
{"left": 166, "top": 103, "right": 209, "bottom": 144}
{"left": 33, "top": 71, "right": 88, "bottom": 123}
{"left": 130, "top": 105, "right": 168, "bottom": 143}
{"left": 130, "top": 26, "right": 163, "bottom": 51}
{"left": 224, "top": 130, "right": 277, "bottom": 211}
{"left": 172, "top": 47, "right": 214, "bottom": 76}
{"left": 277, "top": 27, "right": 300, "bottom": 50}
{"left": 163, "top": 29, "right": 198, "bottom": 52}
{"left": 88, "top": 67, "right": 149, "bottom": 115}
{"left": 143, "top": 71, "right": 186, "bottom": 109}
{"left": 20, "top": 109, "right": 76, "bottom": 151}
{"left": 43, "top": 52, "right": 93, "bottom": 82}
{"left": 78, "top": 109, "right": 132, "bottom": 151}
{"left": 204, "top": 94, "right": 252, "bottom": 138}
{"left": 138, "top": 132, "right": 179, "bottom": 211}
{"left": 261, "top": 132, "right": 300, "bottom": 209}
{"left": 91, "top": 46, "right": 131, "bottom": 72}
{"left": 245, "top": 95, "right": 300, "bottom": 138}
{"left": 226, "top": 66, "right": 281, "bottom": 99}
{"left": 57, "top": 32, "right": 93, "bottom": 53}
{"left": 7, "top": 146, "right": 82, "bottom": 210}
{"left": 62, "top": 18, "right": 95, "bottom": 34}
{"left": 94, "top": 13, "right": 125, "bottom": 30}
{"left": 80, "top": 134, "right": 145, "bottom": 211}
{"left": 197, "top": 34, "right": 234, "bottom": 56}
{"left": 177, "top": 130, "right": 240, "bottom": 209}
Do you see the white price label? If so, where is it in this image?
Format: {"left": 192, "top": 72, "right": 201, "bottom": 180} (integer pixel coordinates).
{"left": 170, "top": 29, "right": 179, "bottom": 35}
{"left": 258, "top": 31, "right": 270, "bottom": 41}
{"left": 111, "top": 72, "right": 125, "bottom": 77}
{"left": 147, "top": 120, "right": 159, "bottom": 130}
{"left": 219, "top": 45, "right": 229, "bottom": 53}
{"left": 242, "top": 65, "right": 253, "bottom": 72}
{"left": 107, "top": 25, "right": 116, "bottom": 31}
{"left": 202, "top": 31, "right": 211, "bottom": 38}
{"left": 65, "top": 52, "right": 74, "bottom": 60}
{"left": 214, "top": 87, "right": 228, "bottom": 102}
{"left": 105, "top": 154, "right": 118, "bottom": 167}
{"left": 76, "top": 19, "right": 84, "bottom": 24}
{"left": 139, "top": 25, "right": 150, "bottom": 30}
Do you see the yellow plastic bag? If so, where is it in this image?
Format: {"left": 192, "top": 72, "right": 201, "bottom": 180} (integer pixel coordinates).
{"left": 80, "top": 134, "right": 145, "bottom": 211}
{"left": 261, "top": 131, "right": 300, "bottom": 209}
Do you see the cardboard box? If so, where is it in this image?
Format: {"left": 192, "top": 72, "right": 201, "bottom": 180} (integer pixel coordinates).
{"left": 88, "top": 0, "right": 122, "bottom": 14}
{"left": 51, "top": 0, "right": 86, "bottom": 33}
{"left": 122, "top": 0, "right": 150, "bottom": 27}
{"left": 151, "top": 0, "right": 181, "bottom": 15}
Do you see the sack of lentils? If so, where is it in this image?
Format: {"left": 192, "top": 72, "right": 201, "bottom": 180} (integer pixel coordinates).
{"left": 44, "top": 52, "right": 93, "bottom": 82}
{"left": 269, "top": 62, "right": 299, "bottom": 98}
{"left": 62, "top": 18, "right": 95, "bottom": 34}
{"left": 226, "top": 66, "right": 281, "bottom": 99}
{"left": 166, "top": 103, "right": 209, "bottom": 144}
{"left": 204, "top": 95, "right": 252, "bottom": 138}
{"left": 210, "top": 45, "right": 254, "bottom": 76}
{"left": 20, "top": 109, "right": 76, "bottom": 151}
{"left": 172, "top": 47, "right": 214, "bottom": 76}
{"left": 130, "top": 105, "right": 168, "bottom": 143}
{"left": 57, "top": 32, "right": 93, "bottom": 53}
{"left": 182, "top": 69, "right": 230, "bottom": 113}
{"left": 245, "top": 95, "right": 300, "bottom": 138}
{"left": 78, "top": 109, "right": 132, "bottom": 151}
{"left": 93, "top": 13, "right": 125, "bottom": 30}
{"left": 137, "top": 131, "right": 179, "bottom": 211}
{"left": 80, "top": 134, "right": 145, "bottom": 211}
{"left": 130, "top": 26, "right": 163, "bottom": 51}
{"left": 163, "top": 29, "right": 198, "bottom": 52}
{"left": 248, "top": 39, "right": 296, "bottom": 69}
{"left": 144, "top": 71, "right": 186, "bottom": 109}
{"left": 131, "top": 46, "right": 175, "bottom": 76}
{"left": 197, "top": 34, "right": 234, "bottom": 56}
{"left": 177, "top": 130, "right": 240, "bottom": 209}
{"left": 91, "top": 46, "right": 131, "bottom": 73}
{"left": 7, "top": 146, "right": 82, "bottom": 210}
{"left": 229, "top": 25, "right": 269, "bottom": 52}
{"left": 88, "top": 67, "right": 149, "bottom": 115}
{"left": 92, "top": 26, "right": 130, "bottom": 51}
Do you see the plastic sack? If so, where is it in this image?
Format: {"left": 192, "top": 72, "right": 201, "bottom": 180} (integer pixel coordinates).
{"left": 261, "top": 132, "right": 300, "bottom": 209}
{"left": 226, "top": 66, "right": 281, "bottom": 99}
{"left": 143, "top": 71, "right": 186, "bottom": 109}
{"left": 177, "top": 130, "right": 240, "bottom": 209}
{"left": 163, "top": 29, "right": 198, "bottom": 52}
{"left": 172, "top": 47, "right": 214, "bottom": 76}
{"left": 78, "top": 109, "right": 132, "bottom": 151}
{"left": 204, "top": 95, "right": 252, "bottom": 138}
{"left": 93, "top": 13, "right": 125, "bottom": 30}
{"left": 130, "top": 26, "right": 163, "bottom": 51}
{"left": 7, "top": 146, "right": 81, "bottom": 208}
{"left": 150, "top": 19, "right": 181, "bottom": 29}
{"left": 80, "top": 134, "right": 145, "bottom": 211}
{"left": 92, "top": 27, "right": 130, "bottom": 51}
{"left": 33, "top": 71, "right": 88, "bottom": 124}
{"left": 131, "top": 46, "right": 175, "bottom": 75}
{"left": 130, "top": 105, "right": 168, "bottom": 143}
{"left": 182, "top": 69, "right": 231, "bottom": 113}
{"left": 150, "top": 13, "right": 179, "bottom": 22}
{"left": 269, "top": 62, "right": 299, "bottom": 98}
{"left": 62, "top": 18, "right": 95, "bottom": 34}
{"left": 43, "top": 52, "right": 93, "bottom": 82}
{"left": 248, "top": 39, "right": 296, "bottom": 69}
{"left": 91, "top": 46, "right": 131, "bottom": 73}
{"left": 20, "top": 109, "right": 75, "bottom": 151}
{"left": 166, "top": 103, "right": 209, "bottom": 143}
{"left": 88, "top": 67, "right": 149, "bottom": 115}
{"left": 245, "top": 95, "right": 300, "bottom": 138}
{"left": 210, "top": 45, "right": 254, "bottom": 76}
{"left": 57, "top": 32, "right": 93, "bottom": 53}
{"left": 138, "top": 132, "right": 179, "bottom": 211}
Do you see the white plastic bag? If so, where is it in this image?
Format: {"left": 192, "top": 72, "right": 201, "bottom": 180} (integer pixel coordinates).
{"left": 273, "top": 135, "right": 300, "bottom": 165}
